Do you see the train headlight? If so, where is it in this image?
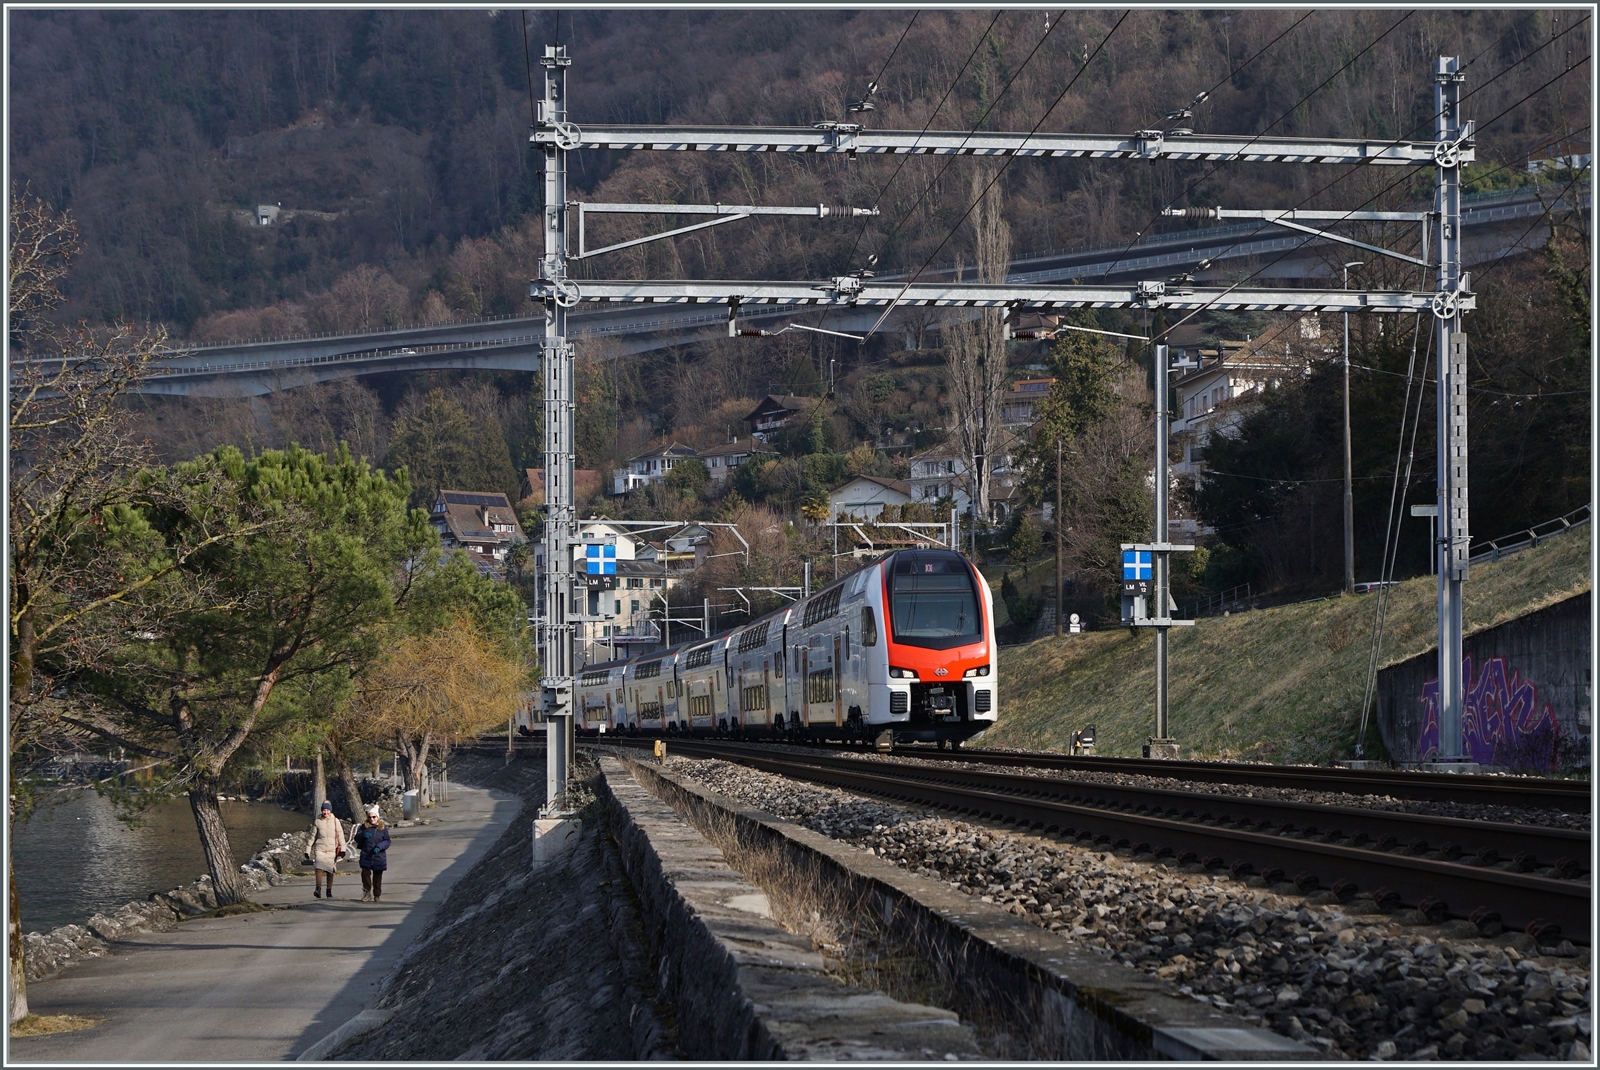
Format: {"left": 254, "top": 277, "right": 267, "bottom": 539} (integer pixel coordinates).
{"left": 889, "top": 667, "right": 916, "bottom": 679}
{"left": 963, "top": 666, "right": 990, "bottom": 678}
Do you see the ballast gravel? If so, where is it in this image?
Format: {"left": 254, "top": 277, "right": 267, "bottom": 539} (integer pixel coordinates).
{"left": 661, "top": 755, "right": 1593, "bottom": 1062}
{"left": 806, "top": 744, "right": 1590, "bottom": 832}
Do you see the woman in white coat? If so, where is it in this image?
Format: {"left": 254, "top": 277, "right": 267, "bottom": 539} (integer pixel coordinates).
{"left": 307, "top": 801, "right": 348, "bottom": 899}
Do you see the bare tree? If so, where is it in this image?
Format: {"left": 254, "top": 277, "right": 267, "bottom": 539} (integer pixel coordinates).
{"left": 943, "top": 164, "right": 1012, "bottom": 524}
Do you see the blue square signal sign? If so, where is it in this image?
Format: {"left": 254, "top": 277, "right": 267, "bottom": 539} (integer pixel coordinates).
{"left": 585, "top": 543, "right": 617, "bottom": 575}
{"left": 1122, "top": 550, "right": 1151, "bottom": 581}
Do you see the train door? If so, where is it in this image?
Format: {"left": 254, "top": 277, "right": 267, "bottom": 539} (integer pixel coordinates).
{"left": 762, "top": 660, "right": 772, "bottom": 728}
{"left": 838, "top": 633, "right": 851, "bottom": 726}
{"left": 799, "top": 645, "right": 809, "bottom": 727}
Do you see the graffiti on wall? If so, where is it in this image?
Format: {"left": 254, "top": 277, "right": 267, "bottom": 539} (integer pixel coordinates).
{"left": 1418, "top": 655, "right": 1561, "bottom": 770}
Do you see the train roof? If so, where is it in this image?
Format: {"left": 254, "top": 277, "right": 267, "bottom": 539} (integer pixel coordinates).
{"left": 579, "top": 548, "right": 971, "bottom": 674}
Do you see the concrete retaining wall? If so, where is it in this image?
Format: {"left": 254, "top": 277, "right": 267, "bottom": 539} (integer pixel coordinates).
{"left": 1377, "top": 592, "right": 1590, "bottom": 771}
{"left": 610, "top": 754, "right": 1313, "bottom": 1061}
{"left": 596, "top": 756, "right": 979, "bottom": 1060}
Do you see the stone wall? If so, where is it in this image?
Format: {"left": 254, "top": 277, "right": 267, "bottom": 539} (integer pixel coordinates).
{"left": 1376, "top": 593, "right": 1590, "bottom": 771}
{"left": 23, "top": 829, "right": 312, "bottom": 981}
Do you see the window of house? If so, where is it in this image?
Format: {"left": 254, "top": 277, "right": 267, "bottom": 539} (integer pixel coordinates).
{"left": 614, "top": 599, "right": 622, "bottom": 614}
{"left": 631, "top": 599, "right": 640, "bottom": 614}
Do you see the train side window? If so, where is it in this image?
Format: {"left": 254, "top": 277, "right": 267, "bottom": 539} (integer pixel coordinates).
{"left": 844, "top": 626, "right": 851, "bottom": 660}
{"left": 860, "top": 606, "right": 878, "bottom": 647}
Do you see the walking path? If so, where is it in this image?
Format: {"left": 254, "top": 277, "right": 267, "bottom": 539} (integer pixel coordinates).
{"left": 11, "top": 784, "right": 518, "bottom": 1062}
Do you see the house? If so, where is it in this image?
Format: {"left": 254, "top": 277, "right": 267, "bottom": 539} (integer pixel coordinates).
{"left": 430, "top": 490, "right": 526, "bottom": 575}
{"left": 744, "top": 395, "right": 822, "bottom": 443}
{"left": 1172, "top": 319, "right": 1323, "bottom": 484}
{"left": 520, "top": 467, "right": 600, "bottom": 506}
{"left": 519, "top": 468, "right": 544, "bottom": 505}
{"left": 908, "top": 435, "right": 1024, "bottom": 522}
{"left": 1170, "top": 317, "right": 1324, "bottom": 536}
{"left": 697, "top": 437, "right": 774, "bottom": 483}
{"left": 908, "top": 449, "right": 970, "bottom": 513}
{"left": 530, "top": 521, "right": 689, "bottom": 665}
{"left": 828, "top": 475, "right": 912, "bottom": 521}
{"left": 611, "top": 443, "right": 699, "bottom": 496}
{"left": 1002, "top": 377, "right": 1056, "bottom": 427}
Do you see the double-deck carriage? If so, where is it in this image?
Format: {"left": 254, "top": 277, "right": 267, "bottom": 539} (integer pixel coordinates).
{"left": 573, "top": 548, "right": 996, "bottom": 747}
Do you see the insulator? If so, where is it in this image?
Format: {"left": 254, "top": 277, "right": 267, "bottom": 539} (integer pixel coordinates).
{"left": 1178, "top": 206, "right": 1217, "bottom": 220}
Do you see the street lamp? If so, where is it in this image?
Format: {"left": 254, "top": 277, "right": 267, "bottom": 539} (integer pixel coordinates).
{"left": 1342, "top": 261, "right": 1364, "bottom": 595}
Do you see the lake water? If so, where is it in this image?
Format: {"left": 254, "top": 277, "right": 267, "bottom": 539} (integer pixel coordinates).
{"left": 12, "top": 791, "right": 309, "bottom": 933}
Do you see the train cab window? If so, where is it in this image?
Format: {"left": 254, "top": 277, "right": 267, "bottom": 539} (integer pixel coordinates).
{"left": 860, "top": 606, "right": 877, "bottom": 647}
{"left": 889, "top": 551, "right": 981, "bottom": 649}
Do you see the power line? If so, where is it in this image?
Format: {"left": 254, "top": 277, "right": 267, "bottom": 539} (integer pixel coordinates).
{"left": 520, "top": 11, "right": 538, "bottom": 128}
{"left": 1355, "top": 317, "right": 1433, "bottom": 754}
{"left": 1101, "top": 10, "right": 1402, "bottom": 279}
{"left": 1467, "top": 164, "right": 1591, "bottom": 290}
{"left": 819, "top": 10, "right": 992, "bottom": 337}
{"left": 1145, "top": 17, "right": 1593, "bottom": 342}
{"left": 1158, "top": 50, "right": 1592, "bottom": 342}
{"left": 866, "top": 11, "right": 1132, "bottom": 337}
{"left": 861, "top": 11, "right": 1055, "bottom": 271}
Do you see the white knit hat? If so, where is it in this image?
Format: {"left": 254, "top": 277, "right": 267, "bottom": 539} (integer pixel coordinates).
{"left": 367, "top": 805, "right": 381, "bottom": 817}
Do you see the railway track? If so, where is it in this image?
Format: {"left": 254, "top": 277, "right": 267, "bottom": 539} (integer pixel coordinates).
{"left": 808, "top": 742, "right": 1593, "bottom": 813}
{"left": 600, "top": 738, "right": 1592, "bottom": 945}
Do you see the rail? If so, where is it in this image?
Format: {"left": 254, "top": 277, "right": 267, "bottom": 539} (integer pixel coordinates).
{"left": 600, "top": 738, "right": 1590, "bottom": 944}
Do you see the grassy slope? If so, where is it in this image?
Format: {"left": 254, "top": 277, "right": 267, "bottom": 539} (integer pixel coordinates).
{"left": 986, "top": 527, "right": 1591, "bottom": 763}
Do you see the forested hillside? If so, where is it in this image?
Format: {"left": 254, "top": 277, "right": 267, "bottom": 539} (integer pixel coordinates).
{"left": 10, "top": 8, "right": 1589, "bottom": 617}
{"left": 10, "top": 9, "right": 1583, "bottom": 328}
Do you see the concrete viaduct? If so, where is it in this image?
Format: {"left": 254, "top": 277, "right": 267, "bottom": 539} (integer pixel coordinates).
{"left": 124, "top": 183, "right": 1583, "bottom": 397}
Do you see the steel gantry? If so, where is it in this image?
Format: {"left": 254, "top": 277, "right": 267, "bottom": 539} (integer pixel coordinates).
{"left": 533, "top": 48, "right": 1475, "bottom": 779}
{"left": 549, "top": 123, "right": 1467, "bottom": 167}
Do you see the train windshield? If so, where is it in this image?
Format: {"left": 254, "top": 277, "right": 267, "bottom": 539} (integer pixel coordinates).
{"left": 888, "top": 552, "right": 981, "bottom": 649}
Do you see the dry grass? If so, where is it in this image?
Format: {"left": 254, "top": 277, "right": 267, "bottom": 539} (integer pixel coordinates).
{"left": 987, "top": 528, "right": 1591, "bottom": 763}
{"left": 11, "top": 1014, "right": 102, "bottom": 1037}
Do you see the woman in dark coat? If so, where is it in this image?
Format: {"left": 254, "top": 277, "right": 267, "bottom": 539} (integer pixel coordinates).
{"left": 351, "top": 805, "right": 391, "bottom": 902}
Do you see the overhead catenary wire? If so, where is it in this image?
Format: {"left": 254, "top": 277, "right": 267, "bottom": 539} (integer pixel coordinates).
{"left": 1466, "top": 162, "right": 1592, "bottom": 291}
{"left": 1109, "top": 14, "right": 1587, "bottom": 285}
{"left": 866, "top": 10, "right": 1132, "bottom": 338}
{"left": 861, "top": 10, "right": 1062, "bottom": 274}
{"left": 1100, "top": 10, "right": 1400, "bottom": 279}
{"left": 1355, "top": 318, "right": 1434, "bottom": 757}
{"left": 812, "top": 9, "right": 985, "bottom": 337}
{"left": 1146, "top": 18, "right": 1593, "bottom": 340}
{"left": 1156, "top": 49, "right": 1592, "bottom": 344}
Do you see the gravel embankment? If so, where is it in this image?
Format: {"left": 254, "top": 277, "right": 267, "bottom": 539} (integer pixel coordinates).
{"left": 661, "top": 755, "right": 1593, "bottom": 1062}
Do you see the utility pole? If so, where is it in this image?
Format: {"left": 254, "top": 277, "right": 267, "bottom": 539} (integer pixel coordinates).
{"left": 1432, "top": 56, "right": 1472, "bottom": 768}
{"left": 1342, "top": 260, "right": 1363, "bottom": 596}
{"left": 1124, "top": 343, "right": 1194, "bottom": 758}
{"left": 535, "top": 44, "right": 576, "bottom": 810}
{"left": 1152, "top": 343, "right": 1175, "bottom": 755}
{"left": 1054, "top": 438, "right": 1063, "bottom": 637}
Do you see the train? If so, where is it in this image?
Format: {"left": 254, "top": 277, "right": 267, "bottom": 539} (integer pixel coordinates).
{"left": 575, "top": 548, "right": 997, "bottom": 747}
